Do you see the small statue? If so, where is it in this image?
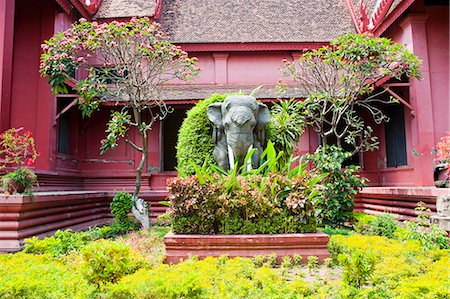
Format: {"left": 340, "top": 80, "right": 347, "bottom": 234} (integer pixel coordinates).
{"left": 207, "top": 95, "right": 270, "bottom": 170}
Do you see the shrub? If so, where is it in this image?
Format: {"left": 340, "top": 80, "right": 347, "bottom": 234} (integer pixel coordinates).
{"left": 167, "top": 170, "right": 319, "bottom": 234}
{"left": 352, "top": 212, "right": 376, "bottom": 234}
{"left": 0, "top": 253, "right": 95, "bottom": 298}
{"left": 367, "top": 213, "right": 398, "bottom": 238}
{"left": 176, "top": 94, "right": 227, "bottom": 177}
{"left": 110, "top": 191, "right": 135, "bottom": 231}
{"left": 338, "top": 250, "right": 377, "bottom": 288}
{"left": 81, "top": 240, "right": 141, "bottom": 285}
{"left": 106, "top": 257, "right": 313, "bottom": 299}
{"left": 23, "top": 229, "right": 93, "bottom": 256}
{"left": 308, "top": 145, "right": 367, "bottom": 227}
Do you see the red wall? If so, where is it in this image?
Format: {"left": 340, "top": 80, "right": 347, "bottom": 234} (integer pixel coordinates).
{"left": 1, "top": 1, "right": 448, "bottom": 189}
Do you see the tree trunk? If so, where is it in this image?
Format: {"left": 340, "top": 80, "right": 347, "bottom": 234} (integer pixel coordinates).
{"left": 131, "top": 109, "right": 150, "bottom": 229}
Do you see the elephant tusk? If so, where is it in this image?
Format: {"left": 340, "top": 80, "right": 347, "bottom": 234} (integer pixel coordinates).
{"left": 228, "top": 144, "right": 235, "bottom": 170}
{"left": 246, "top": 145, "right": 253, "bottom": 171}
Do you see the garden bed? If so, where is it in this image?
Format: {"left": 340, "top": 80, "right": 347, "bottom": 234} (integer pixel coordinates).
{"left": 164, "top": 231, "right": 330, "bottom": 264}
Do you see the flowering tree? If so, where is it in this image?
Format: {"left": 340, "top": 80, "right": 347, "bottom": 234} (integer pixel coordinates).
{"left": 281, "top": 34, "right": 421, "bottom": 155}
{"left": 40, "top": 18, "right": 199, "bottom": 227}
{"left": 436, "top": 133, "right": 450, "bottom": 180}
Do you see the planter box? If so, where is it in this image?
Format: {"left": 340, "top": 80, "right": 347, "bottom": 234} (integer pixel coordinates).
{"left": 164, "top": 231, "right": 330, "bottom": 264}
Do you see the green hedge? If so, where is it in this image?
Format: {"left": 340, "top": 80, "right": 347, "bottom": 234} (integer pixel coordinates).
{"left": 176, "top": 94, "right": 227, "bottom": 177}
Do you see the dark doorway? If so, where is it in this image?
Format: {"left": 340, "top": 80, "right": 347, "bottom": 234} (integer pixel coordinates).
{"left": 163, "top": 109, "right": 187, "bottom": 171}
{"left": 384, "top": 103, "right": 407, "bottom": 167}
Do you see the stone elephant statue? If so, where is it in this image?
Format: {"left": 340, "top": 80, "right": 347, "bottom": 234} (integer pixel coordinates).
{"left": 207, "top": 95, "right": 270, "bottom": 170}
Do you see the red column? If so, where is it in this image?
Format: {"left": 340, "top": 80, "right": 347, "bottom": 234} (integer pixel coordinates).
{"left": 399, "top": 14, "right": 435, "bottom": 186}
{"left": 0, "top": 0, "right": 14, "bottom": 132}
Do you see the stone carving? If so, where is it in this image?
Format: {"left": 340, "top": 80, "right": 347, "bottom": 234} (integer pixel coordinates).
{"left": 436, "top": 194, "right": 450, "bottom": 217}
{"left": 207, "top": 95, "right": 270, "bottom": 170}
{"left": 430, "top": 194, "right": 450, "bottom": 232}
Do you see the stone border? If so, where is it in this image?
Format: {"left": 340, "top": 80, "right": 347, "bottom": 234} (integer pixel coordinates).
{"left": 164, "top": 231, "right": 330, "bottom": 264}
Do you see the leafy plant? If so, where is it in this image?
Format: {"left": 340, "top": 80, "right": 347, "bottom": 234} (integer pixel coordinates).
{"left": 396, "top": 202, "right": 450, "bottom": 251}
{"left": 367, "top": 213, "right": 398, "bottom": 238}
{"left": 110, "top": 191, "right": 135, "bottom": 231}
{"left": 338, "top": 250, "right": 376, "bottom": 288}
{"left": 0, "top": 127, "right": 39, "bottom": 169}
{"left": 266, "top": 99, "right": 306, "bottom": 165}
{"left": 281, "top": 33, "right": 421, "bottom": 155}
{"left": 1, "top": 167, "right": 37, "bottom": 195}
{"left": 308, "top": 145, "right": 367, "bottom": 227}
{"left": 40, "top": 17, "right": 199, "bottom": 228}
{"left": 81, "top": 240, "right": 141, "bottom": 285}
{"left": 168, "top": 143, "right": 322, "bottom": 234}
{"left": 307, "top": 256, "right": 319, "bottom": 272}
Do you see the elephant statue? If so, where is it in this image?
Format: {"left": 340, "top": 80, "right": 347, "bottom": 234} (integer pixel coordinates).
{"left": 207, "top": 95, "right": 270, "bottom": 170}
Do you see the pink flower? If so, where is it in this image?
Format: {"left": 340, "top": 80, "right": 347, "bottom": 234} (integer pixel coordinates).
{"left": 59, "top": 64, "right": 66, "bottom": 71}
{"left": 26, "top": 158, "right": 34, "bottom": 166}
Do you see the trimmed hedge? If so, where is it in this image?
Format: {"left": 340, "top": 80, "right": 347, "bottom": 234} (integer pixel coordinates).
{"left": 176, "top": 94, "right": 227, "bottom": 177}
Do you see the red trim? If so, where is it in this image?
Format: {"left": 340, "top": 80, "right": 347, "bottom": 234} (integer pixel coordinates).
{"left": 154, "top": 0, "right": 163, "bottom": 19}
{"left": 345, "top": 0, "right": 362, "bottom": 33}
{"left": 178, "top": 42, "right": 327, "bottom": 52}
{"left": 80, "top": 0, "right": 102, "bottom": 15}
{"left": 68, "top": 0, "right": 91, "bottom": 20}
{"left": 374, "top": 0, "right": 415, "bottom": 36}
{"left": 370, "top": 0, "right": 394, "bottom": 32}
{"left": 55, "top": 0, "right": 74, "bottom": 16}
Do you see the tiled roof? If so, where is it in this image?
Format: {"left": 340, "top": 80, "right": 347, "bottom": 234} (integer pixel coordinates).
{"left": 103, "top": 84, "right": 309, "bottom": 102}
{"left": 158, "top": 0, "right": 356, "bottom": 43}
{"left": 95, "top": 0, "right": 156, "bottom": 18}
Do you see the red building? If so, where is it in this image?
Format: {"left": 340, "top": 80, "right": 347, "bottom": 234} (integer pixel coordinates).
{"left": 0, "top": 0, "right": 448, "bottom": 251}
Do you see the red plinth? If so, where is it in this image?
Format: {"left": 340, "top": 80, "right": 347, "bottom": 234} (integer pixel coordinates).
{"left": 164, "top": 231, "right": 330, "bottom": 264}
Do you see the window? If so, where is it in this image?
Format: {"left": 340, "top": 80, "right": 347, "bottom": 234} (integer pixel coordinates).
{"left": 384, "top": 103, "right": 407, "bottom": 167}
{"left": 57, "top": 98, "right": 75, "bottom": 155}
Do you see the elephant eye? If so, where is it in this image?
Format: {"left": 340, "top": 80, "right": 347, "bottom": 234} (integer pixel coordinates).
{"left": 224, "top": 123, "right": 229, "bottom": 130}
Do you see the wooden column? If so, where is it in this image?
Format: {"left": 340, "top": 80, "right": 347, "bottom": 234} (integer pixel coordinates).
{"left": 0, "top": 0, "right": 15, "bottom": 132}
{"left": 399, "top": 14, "right": 435, "bottom": 186}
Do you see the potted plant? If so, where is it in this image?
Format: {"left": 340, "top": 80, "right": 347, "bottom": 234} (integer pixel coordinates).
{"left": 0, "top": 128, "right": 39, "bottom": 195}
{"left": 434, "top": 132, "right": 450, "bottom": 188}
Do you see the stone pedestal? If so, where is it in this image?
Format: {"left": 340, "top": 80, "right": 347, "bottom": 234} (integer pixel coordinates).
{"left": 430, "top": 194, "right": 450, "bottom": 232}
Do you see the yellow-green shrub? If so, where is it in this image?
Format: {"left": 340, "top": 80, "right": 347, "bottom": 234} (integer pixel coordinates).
{"left": 106, "top": 256, "right": 312, "bottom": 299}
{"left": 328, "top": 234, "right": 450, "bottom": 298}
{"left": 81, "top": 239, "right": 142, "bottom": 285}
{"left": 0, "top": 253, "right": 95, "bottom": 299}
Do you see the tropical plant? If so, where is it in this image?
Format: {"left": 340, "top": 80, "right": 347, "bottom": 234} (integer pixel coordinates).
{"left": 281, "top": 33, "right": 421, "bottom": 155}
{"left": 40, "top": 17, "right": 199, "bottom": 227}
{"left": 308, "top": 145, "right": 367, "bottom": 227}
{"left": 266, "top": 99, "right": 306, "bottom": 166}
{"left": 168, "top": 142, "right": 323, "bottom": 234}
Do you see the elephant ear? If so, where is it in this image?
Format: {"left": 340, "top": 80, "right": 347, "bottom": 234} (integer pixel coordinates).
{"left": 207, "top": 103, "right": 223, "bottom": 127}
{"left": 256, "top": 103, "right": 270, "bottom": 129}
{"left": 207, "top": 103, "right": 223, "bottom": 144}
{"left": 254, "top": 103, "right": 270, "bottom": 144}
